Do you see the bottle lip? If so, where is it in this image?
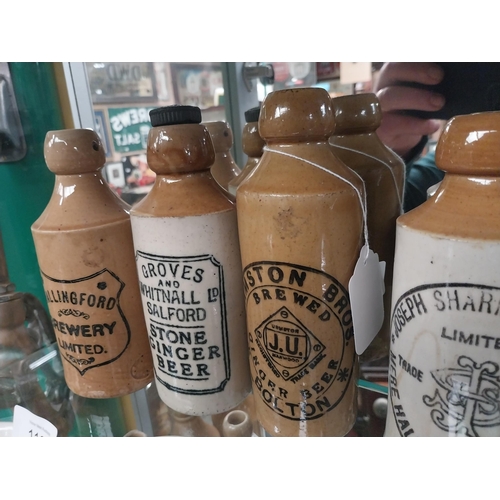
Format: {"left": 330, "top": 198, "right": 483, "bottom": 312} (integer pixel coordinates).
{"left": 331, "top": 93, "right": 381, "bottom": 134}
{"left": 149, "top": 105, "right": 202, "bottom": 127}
{"left": 436, "top": 111, "right": 500, "bottom": 175}
{"left": 259, "top": 88, "right": 335, "bottom": 140}
{"left": 43, "top": 129, "right": 105, "bottom": 175}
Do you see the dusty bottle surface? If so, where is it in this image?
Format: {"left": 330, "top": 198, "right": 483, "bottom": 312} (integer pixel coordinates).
{"left": 386, "top": 111, "right": 500, "bottom": 437}
{"left": 228, "top": 106, "right": 265, "bottom": 198}
{"left": 130, "top": 105, "right": 251, "bottom": 416}
{"left": 236, "top": 88, "right": 364, "bottom": 437}
{"left": 31, "top": 129, "right": 154, "bottom": 398}
{"left": 204, "top": 120, "right": 241, "bottom": 201}
{"left": 329, "top": 93, "right": 405, "bottom": 363}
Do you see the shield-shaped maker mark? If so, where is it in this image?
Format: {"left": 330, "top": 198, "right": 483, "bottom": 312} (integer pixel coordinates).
{"left": 45, "top": 269, "right": 131, "bottom": 376}
{"left": 255, "top": 306, "right": 325, "bottom": 381}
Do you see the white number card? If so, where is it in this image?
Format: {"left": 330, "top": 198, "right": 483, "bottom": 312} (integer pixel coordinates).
{"left": 12, "top": 405, "right": 58, "bottom": 437}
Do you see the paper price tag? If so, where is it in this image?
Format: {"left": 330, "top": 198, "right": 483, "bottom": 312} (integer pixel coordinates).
{"left": 348, "top": 245, "right": 386, "bottom": 356}
{"left": 12, "top": 405, "right": 58, "bottom": 437}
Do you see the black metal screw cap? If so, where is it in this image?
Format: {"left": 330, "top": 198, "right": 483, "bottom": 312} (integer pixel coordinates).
{"left": 149, "top": 105, "right": 202, "bottom": 127}
{"left": 244, "top": 106, "right": 261, "bottom": 123}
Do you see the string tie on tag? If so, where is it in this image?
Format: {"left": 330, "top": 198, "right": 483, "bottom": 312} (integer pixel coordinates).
{"left": 263, "top": 146, "right": 370, "bottom": 261}
{"left": 329, "top": 143, "right": 405, "bottom": 215}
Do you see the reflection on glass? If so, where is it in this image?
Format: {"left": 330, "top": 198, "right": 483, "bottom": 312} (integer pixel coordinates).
{"left": 86, "top": 62, "right": 227, "bottom": 205}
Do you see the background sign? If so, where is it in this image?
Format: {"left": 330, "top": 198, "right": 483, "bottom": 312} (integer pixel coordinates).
{"left": 86, "top": 62, "right": 157, "bottom": 104}
{"left": 107, "top": 106, "right": 154, "bottom": 154}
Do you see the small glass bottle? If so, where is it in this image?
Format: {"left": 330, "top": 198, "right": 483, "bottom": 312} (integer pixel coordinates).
{"left": 236, "top": 88, "right": 364, "bottom": 437}
{"left": 130, "top": 105, "right": 251, "bottom": 417}
{"left": 228, "top": 106, "right": 265, "bottom": 198}
{"left": 329, "top": 93, "right": 405, "bottom": 363}
{"left": 31, "top": 128, "right": 154, "bottom": 399}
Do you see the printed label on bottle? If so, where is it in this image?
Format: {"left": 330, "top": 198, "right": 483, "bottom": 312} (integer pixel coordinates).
{"left": 136, "top": 251, "right": 230, "bottom": 395}
{"left": 390, "top": 282, "right": 500, "bottom": 437}
{"left": 42, "top": 269, "right": 130, "bottom": 375}
{"left": 243, "top": 261, "right": 356, "bottom": 421}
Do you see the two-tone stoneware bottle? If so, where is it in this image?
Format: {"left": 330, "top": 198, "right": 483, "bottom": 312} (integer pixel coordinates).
{"left": 236, "top": 88, "right": 364, "bottom": 437}
{"left": 228, "top": 106, "right": 265, "bottom": 198}
{"left": 385, "top": 111, "right": 500, "bottom": 437}
{"left": 130, "top": 105, "right": 251, "bottom": 417}
{"left": 329, "top": 93, "right": 405, "bottom": 363}
{"left": 31, "top": 129, "right": 154, "bottom": 398}
{"left": 204, "top": 120, "right": 241, "bottom": 201}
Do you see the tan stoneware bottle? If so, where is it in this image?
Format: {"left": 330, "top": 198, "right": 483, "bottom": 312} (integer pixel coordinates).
{"left": 236, "top": 87, "right": 364, "bottom": 437}
{"left": 130, "top": 105, "right": 251, "bottom": 417}
{"left": 31, "top": 128, "right": 154, "bottom": 398}
{"left": 204, "top": 121, "right": 241, "bottom": 201}
{"left": 228, "top": 106, "right": 265, "bottom": 198}
{"left": 385, "top": 111, "right": 500, "bottom": 437}
{"left": 329, "top": 93, "right": 405, "bottom": 363}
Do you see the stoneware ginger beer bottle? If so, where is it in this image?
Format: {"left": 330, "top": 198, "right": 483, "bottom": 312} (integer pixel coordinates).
{"left": 31, "top": 129, "right": 154, "bottom": 398}
{"left": 130, "top": 105, "right": 251, "bottom": 416}
{"left": 228, "top": 106, "right": 265, "bottom": 198}
{"left": 204, "top": 120, "right": 241, "bottom": 201}
{"left": 386, "top": 111, "right": 500, "bottom": 437}
{"left": 329, "top": 93, "right": 405, "bottom": 363}
{"left": 237, "top": 88, "right": 364, "bottom": 437}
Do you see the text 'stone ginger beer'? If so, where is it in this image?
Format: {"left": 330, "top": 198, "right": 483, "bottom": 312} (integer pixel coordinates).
{"left": 31, "top": 129, "right": 153, "bottom": 398}
{"left": 130, "top": 106, "right": 251, "bottom": 416}
{"left": 236, "top": 88, "right": 364, "bottom": 436}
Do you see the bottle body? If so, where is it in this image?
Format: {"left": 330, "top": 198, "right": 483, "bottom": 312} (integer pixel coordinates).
{"left": 130, "top": 114, "right": 251, "bottom": 416}
{"left": 131, "top": 206, "right": 251, "bottom": 415}
{"left": 386, "top": 111, "right": 500, "bottom": 437}
{"left": 31, "top": 130, "right": 153, "bottom": 398}
{"left": 386, "top": 221, "right": 500, "bottom": 437}
{"left": 237, "top": 142, "right": 363, "bottom": 436}
{"left": 330, "top": 94, "right": 405, "bottom": 362}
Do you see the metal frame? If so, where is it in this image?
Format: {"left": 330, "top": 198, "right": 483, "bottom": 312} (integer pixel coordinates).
{"left": 221, "top": 62, "right": 260, "bottom": 167}
{"left": 62, "top": 63, "right": 96, "bottom": 129}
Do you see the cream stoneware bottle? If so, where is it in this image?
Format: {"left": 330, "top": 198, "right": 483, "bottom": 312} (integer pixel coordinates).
{"left": 31, "top": 128, "right": 154, "bottom": 398}
{"left": 329, "top": 93, "right": 405, "bottom": 363}
{"left": 386, "top": 111, "right": 500, "bottom": 437}
{"left": 130, "top": 105, "right": 251, "bottom": 417}
{"left": 236, "top": 88, "right": 364, "bottom": 437}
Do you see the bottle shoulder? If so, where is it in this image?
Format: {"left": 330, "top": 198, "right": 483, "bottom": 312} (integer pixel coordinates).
{"left": 31, "top": 174, "right": 130, "bottom": 231}
{"left": 238, "top": 144, "right": 364, "bottom": 196}
{"left": 130, "top": 172, "right": 234, "bottom": 217}
{"left": 399, "top": 174, "right": 500, "bottom": 241}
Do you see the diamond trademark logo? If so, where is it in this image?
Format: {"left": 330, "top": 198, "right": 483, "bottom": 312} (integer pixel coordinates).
{"left": 255, "top": 306, "right": 325, "bottom": 381}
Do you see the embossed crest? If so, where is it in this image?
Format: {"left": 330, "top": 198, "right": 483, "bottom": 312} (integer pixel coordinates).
{"left": 244, "top": 261, "right": 356, "bottom": 422}
{"left": 43, "top": 269, "right": 130, "bottom": 375}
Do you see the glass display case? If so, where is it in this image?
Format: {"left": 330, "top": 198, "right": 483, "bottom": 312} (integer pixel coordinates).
{"left": 0, "top": 62, "right": 388, "bottom": 438}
